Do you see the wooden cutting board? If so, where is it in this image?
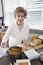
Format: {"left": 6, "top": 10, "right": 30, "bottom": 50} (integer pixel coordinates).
{"left": 32, "top": 44, "right": 43, "bottom": 50}
{"left": 20, "top": 44, "right": 43, "bottom": 51}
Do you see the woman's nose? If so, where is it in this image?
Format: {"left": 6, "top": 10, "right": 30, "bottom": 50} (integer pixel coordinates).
{"left": 19, "top": 16, "right": 22, "bottom": 19}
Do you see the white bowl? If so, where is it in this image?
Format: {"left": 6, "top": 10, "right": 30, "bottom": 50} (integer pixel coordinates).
{"left": 39, "top": 52, "right": 43, "bottom": 62}
{"left": 39, "top": 35, "right": 43, "bottom": 40}
{"left": 16, "top": 59, "right": 31, "bottom": 65}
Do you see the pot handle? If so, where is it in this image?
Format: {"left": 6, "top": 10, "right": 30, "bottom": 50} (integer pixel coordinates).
{"left": 7, "top": 50, "right": 13, "bottom": 54}
{"left": 21, "top": 49, "right": 28, "bottom": 54}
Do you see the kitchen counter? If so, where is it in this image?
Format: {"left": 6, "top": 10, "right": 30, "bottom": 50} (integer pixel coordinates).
{"left": 0, "top": 27, "right": 43, "bottom": 65}
{"left": 0, "top": 47, "right": 43, "bottom": 65}
{"left": 0, "top": 27, "right": 8, "bottom": 32}
{"left": 0, "top": 56, "right": 10, "bottom": 65}
{"left": 0, "top": 55, "right": 42, "bottom": 65}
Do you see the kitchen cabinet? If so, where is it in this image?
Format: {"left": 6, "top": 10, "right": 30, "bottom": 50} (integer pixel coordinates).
{"left": 0, "top": 32, "right": 9, "bottom": 47}
{"left": 0, "top": 32, "right": 5, "bottom": 43}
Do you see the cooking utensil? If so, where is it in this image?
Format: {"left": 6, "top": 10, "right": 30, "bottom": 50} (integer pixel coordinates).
{"left": 7, "top": 46, "right": 22, "bottom": 63}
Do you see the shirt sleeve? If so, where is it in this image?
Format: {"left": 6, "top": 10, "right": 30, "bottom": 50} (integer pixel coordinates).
{"left": 2, "top": 24, "right": 12, "bottom": 43}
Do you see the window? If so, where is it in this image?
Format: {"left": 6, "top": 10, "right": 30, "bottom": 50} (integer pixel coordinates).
{"left": 20, "top": 0, "right": 43, "bottom": 30}
{"left": 3, "top": 0, "right": 43, "bottom": 30}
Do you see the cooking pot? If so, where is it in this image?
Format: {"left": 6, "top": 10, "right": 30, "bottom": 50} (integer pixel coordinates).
{"left": 7, "top": 46, "right": 22, "bottom": 63}
{"left": 39, "top": 52, "right": 43, "bottom": 62}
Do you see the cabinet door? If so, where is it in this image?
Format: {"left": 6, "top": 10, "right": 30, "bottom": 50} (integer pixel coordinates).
{"left": 0, "top": 32, "right": 9, "bottom": 47}
{"left": 0, "top": 32, "right": 5, "bottom": 43}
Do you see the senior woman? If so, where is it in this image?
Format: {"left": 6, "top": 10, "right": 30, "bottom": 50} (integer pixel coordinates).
{"left": 1, "top": 6, "right": 29, "bottom": 47}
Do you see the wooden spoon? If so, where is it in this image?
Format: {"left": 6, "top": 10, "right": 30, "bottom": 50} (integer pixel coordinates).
{"left": 7, "top": 50, "right": 12, "bottom": 54}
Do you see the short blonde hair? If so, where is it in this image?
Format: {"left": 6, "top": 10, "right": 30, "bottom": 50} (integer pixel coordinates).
{"left": 14, "top": 6, "right": 27, "bottom": 18}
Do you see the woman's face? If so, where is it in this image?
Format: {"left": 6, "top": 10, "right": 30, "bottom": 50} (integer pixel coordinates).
{"left": 15, "top": 12, "right": 25, "bottom": 25}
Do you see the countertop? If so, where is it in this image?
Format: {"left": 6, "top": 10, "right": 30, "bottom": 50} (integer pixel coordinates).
{"left": 0, "top": 27, "right": 43, "bottom": 65}
{"left": 0, "top": 46, "right": 43, "bottom": 65}
{"left": 0, "top": 26, "right": 8, "bottom": 33}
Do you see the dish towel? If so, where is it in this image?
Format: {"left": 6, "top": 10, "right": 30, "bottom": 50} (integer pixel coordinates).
{"left": 24, "top": 49, "right": 39, "bottom": 60}
{"left": 0, "top": 47, "right": 9, "bottom": 56}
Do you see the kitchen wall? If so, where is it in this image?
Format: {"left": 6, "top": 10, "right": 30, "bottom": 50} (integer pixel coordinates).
{"left": 0, "top": 0, "right": 4, "bottom": 26}
{"left": 0, "top": 0, "right": 3, "bottom": 17}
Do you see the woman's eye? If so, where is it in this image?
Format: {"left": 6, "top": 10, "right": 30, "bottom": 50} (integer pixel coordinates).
{"left": 17, "top": 15, "right": 24, "bottom": 17}
{"left": 18, "top": 15, "right": 20, "bottom": 17}
{"left": 21, "top": 15, "right": 24, "bottom": 17}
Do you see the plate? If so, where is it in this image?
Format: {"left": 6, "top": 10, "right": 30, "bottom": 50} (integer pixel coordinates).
{"left": 16, "top": 59, "right": 31, "bottom": 65}
{"left": 29, "top": 42, "right": 37, "bottom": 47}
{"left": 39, "top": 35, "right": 43, "bottom": 40}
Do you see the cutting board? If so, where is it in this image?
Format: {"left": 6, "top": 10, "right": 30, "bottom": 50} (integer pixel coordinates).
{"left": 20, "top": 44, "right": 43, "bottom": 51}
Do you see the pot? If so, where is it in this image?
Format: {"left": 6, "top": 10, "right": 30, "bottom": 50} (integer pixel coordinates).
{"left": 7, "top": 46, "right": 22, "bottom": 63}
{"left": 39, "top": 52, "right": 43, "bottom": 62}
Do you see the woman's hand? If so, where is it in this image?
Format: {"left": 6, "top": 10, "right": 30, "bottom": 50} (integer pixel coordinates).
{"left": 23, "top": 39, "right": 28, "bottom": 46}
{"left": 1, "top": 43, "right": 7, "bottom": 48}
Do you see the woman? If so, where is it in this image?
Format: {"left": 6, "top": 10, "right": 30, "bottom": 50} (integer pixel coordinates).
{"left": 1, "top": 6, "right": 29, "bottom": 47}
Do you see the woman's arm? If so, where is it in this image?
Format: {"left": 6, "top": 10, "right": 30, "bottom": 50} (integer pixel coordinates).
{"left": 23, "top": 25, "right": 30, "bottom": 46}
{"left": 1, "top": 25, "right": 12, "bottom": 47}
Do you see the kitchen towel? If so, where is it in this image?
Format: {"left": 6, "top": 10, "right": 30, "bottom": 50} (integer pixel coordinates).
{"left": 24, "top": 49, "right": 39, "bottom": 60}
{"left": 0, "top": 47, "right": 9, "bottom": 56}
